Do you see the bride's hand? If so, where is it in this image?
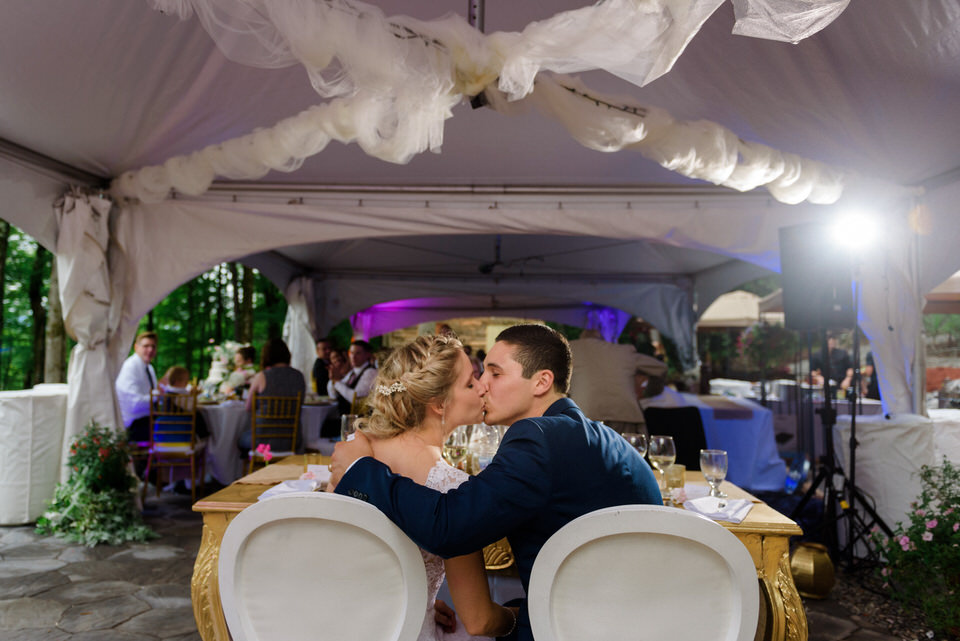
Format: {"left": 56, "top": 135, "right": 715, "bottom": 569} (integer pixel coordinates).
{"left": 434, "top": 599, "right": 456, "bottom": 633}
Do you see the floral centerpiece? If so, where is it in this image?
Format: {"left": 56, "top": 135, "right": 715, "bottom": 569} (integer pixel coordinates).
{"left": 736, "top": 322, "right": 797, "bottom": 377}
{"left": 36, "top": 420, "right": 156, "bottom": 546}
{"left": 871, "top": 458, "right": 960, "bottom": 637}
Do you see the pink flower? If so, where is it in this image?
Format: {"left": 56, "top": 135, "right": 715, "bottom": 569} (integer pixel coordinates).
{"left": 922, "top": 531, "right": 934, "bottom": 542}
{"left": 946, "top": 508, "right": 954, "bottom": 516}
{"left": 915, "top": 508, "right": 926, "bottom": 517}
{"left": 954, "top": 523, "right": 959, "bottom": 532}
{"left": 881, "top": 567, "right": 889, "bottom": 576}
{"left": 255, "top": 443, "right": 273, "bottom": 464}
{"left": 899, "top": 535, "right": 911, "bottom": 551}
{"left": 927, "top": 519, "right": 938, "bottom": 529}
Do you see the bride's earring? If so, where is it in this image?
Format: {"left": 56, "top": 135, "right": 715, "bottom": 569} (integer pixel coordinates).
{"left": 441, "top": 407, "right": 446, "bottom": 431}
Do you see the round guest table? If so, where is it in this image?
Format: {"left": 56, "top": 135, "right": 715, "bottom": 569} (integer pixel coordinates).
{"left": 0, "top": 384, "right": 68, "bottom": 525}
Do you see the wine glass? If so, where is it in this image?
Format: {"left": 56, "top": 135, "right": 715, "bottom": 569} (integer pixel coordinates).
{"left": 647, "top": 435, "right": 676, "bottom": 492}
{"left": 340, "top": 414, "right": 360, "bottom": 442}
{"left": 443, "top": 425, "right": 469, "bottom": 469}
{"left": 621, "top": 432, "right": 647, "bottom": 458}
{"left": 468, "top": 423, "right": 500, "bottom": 473}
{"left": 700, "top": 449, "right": 728, "bottom": 498}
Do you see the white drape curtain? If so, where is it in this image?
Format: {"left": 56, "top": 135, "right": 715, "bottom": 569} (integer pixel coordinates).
{"left": 282, "top": 276, "right": 319, "bottom": 385}
{"left": 116, "top": 0, "right": 851, "bottom": 204}
{"left": 54, "top": 189, "right": 125, "bottom": 479}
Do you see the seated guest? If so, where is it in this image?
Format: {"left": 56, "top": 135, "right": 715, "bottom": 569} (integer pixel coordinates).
{"left": 220, "top": 345, "right": 257, "bottom": 396}
{"left": 159, "top": 365, "right": 209, "bottom": 439}
{"left": 341, "top": 334, "right": 514, "bottom": 639}
{"left": 116, "top": 331, "right": 159, "bottom": 443}
{"left": 238, "top": 339, "right": 306, "bottom": 453}
{"left": 311, "top": 337, "right": 334, "bottom": 395}
{"left": 328, "top": 340, "right": 377, "bottom": 415}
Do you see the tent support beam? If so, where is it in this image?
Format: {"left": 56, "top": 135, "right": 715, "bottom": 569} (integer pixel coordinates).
{"left": 0, "top": 137, "right": 105, "bottom": 187}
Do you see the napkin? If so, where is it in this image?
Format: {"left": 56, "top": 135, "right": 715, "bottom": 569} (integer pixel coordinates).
{"left": 257, "top": 479, "right": 320, "bottom": 501}
{"left": 682, "top": 496, "right": 753, "bottom": 523}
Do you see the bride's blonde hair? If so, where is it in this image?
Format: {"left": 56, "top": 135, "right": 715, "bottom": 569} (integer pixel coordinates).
{"left": 360, "top": 334, "right": 464, "bottom": 439}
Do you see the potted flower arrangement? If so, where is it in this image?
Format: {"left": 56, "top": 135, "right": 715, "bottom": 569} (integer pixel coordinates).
{"left": 35, "top": 420, "right": 156, "bottom": 546}
{"left": 871, "top": 458, "right": 960, "bottom": 637}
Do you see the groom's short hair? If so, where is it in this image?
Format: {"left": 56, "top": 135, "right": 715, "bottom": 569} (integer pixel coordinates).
{"left": 496, "top": 324, "right": 571, "bottom": 394}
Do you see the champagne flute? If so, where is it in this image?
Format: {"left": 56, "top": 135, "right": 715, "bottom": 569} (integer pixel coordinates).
{"left": 700, "top": 449, "right": 728, "bottom": 498}
{"left": 443, "top": 425, "right": 469, "bottom": 469}
{"left": 647, "top": 435, "right": 676, "bottom": 494}
{"left": 621, "top": 432, "right": 648, "bottom": 458}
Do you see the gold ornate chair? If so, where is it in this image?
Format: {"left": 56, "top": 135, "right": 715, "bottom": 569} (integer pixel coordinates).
{"left": 144, "top": 389, "right": 204, "bottom": 502}
{"left": 248, "top": 392, "right": 302, "bottom": 474}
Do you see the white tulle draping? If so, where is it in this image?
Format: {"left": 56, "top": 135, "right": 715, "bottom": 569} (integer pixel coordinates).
{"left": 120, "top": 0, "right": 851, "bottom": 203}
{"left": 113, "top": 72, "right": 845, "bottom": 205}
{"left": 282, "top": 276, "right": 319, "bottom": 385}
{"left": 496, "top": 75, "right": 844, "bottom": 205}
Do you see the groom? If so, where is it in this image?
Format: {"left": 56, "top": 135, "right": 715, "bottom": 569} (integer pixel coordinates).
{"left": 329, "top": 324, "right": 662, "bottom": 641}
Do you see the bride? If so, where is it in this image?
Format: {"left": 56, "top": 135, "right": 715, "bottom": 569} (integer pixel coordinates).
{"left": 343, "top": 334, "right": 516, "bottom": 641}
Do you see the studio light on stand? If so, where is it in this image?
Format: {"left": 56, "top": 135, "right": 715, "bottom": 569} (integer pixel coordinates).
{"left": 780, "top": 218, "right": 892, "bottom": 570}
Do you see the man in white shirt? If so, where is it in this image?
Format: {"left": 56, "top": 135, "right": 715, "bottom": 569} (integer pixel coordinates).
{"left": 115, "top": 331, "right": 159, "bottom": 442}
{"left": 568, "top": 330, "right": 667, "bottom": 433}
{"left": 328, "top": 340, "right": 377, "bottom": 415}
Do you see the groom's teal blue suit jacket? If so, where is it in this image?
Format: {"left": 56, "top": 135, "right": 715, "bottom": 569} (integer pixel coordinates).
{"left": 336, "top": 397, "right": 661, "bottom": 641}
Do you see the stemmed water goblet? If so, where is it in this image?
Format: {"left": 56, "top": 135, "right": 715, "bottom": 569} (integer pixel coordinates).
{"left": 621, "top": 432, "right": 648, "bottom": 458}
{"left": 700, "top": 449, "right": 728, "bottom": 498}
{"left": 468, "top": 423, "right": 500, "bottom": 473}
{"left": 443, "top": 425, "right": 469, "bottom": 469}
{"left": 647, "top": 435, "right": 676, "bottom": 496}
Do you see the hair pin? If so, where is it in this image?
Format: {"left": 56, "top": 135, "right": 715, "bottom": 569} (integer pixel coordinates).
{"left": 377, "top": 382, "right": 406, "bottom": 396}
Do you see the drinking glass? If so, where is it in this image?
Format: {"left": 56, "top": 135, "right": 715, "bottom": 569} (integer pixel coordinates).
{"left": 468, "top": 423, "right": 500, "bottom": 473}
{"left": 647, "top": 435, "right": 676, "bottom": 491}
{"left": 340, "top": 414, "right": 360, "bottom": 442}
{"left": 443, "top": 425, "right": 469, "bottom": 469}
{"left": 700, "top": 449, "right": 728, "bottom": 498}
{"left": 621, "top": 432, "right": 647, "bottom": 458}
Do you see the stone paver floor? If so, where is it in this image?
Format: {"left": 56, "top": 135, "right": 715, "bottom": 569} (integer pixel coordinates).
{"left": 0, "top": 490, "right": 909, "bottom": 640}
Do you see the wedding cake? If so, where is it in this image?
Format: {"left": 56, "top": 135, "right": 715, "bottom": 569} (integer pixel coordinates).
{"left": 205, "top": 359, "right": 231, "bottom": 387}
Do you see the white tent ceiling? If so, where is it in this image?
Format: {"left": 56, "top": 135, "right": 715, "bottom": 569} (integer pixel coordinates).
{"left": 1, "top": 0, "right": 959, "bottom": 431}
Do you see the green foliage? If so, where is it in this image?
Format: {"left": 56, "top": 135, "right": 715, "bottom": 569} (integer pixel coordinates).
{"left": 137, "top": 266, "right": 286, "bottom": 380}
{"left": 871, "top": 458, "right": 960, "bottom": 637}
{"left": 925, "top": 314, "right": 960, "bottom": 347}
{"left": 36, "top": 421, "right": 156, "bottom": 546}
{"left": 737, "top": 322, "right": 797, "bottom": 375}
{"left": 0, "top": 227, "right": 52, "bottom": 389}
{"left": 735, "top": 275, "right": 780, "bottom": 298}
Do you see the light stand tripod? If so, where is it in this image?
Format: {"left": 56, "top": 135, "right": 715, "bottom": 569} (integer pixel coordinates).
{"left": 790, "top": 325, "right": 893, "bottom": 568}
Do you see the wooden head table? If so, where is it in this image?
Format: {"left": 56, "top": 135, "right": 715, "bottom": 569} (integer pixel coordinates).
{"left": 191, "top": 460, "right": 806, "bottom": 641}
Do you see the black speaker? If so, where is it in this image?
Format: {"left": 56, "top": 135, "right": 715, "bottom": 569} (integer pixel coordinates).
{"left": 779, "top": 223, "right": 855, "bottom": 331}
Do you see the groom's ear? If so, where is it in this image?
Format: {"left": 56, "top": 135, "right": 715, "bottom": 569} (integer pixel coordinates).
{"left": 531, "top": 369, "right": 555, "bottom": 396}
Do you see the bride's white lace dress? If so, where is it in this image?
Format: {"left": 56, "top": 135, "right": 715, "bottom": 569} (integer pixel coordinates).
{"left": 418, "top": 461, "right": 492, "bottom": 641}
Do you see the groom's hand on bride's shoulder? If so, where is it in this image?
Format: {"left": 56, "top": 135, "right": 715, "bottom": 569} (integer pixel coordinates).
{"left": 328, "top": 430, "right": 374, "bottom": 488}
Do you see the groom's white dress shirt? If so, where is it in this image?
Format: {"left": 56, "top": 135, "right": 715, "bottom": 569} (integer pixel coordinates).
{"left": 116, "top": 353, "right": 157, "bottom": 427}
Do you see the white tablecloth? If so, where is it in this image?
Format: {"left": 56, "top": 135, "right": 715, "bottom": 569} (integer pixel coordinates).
{"left": 643, "top": 391, "right": 786, "bottom": 492}
{"left": 833, "top": 413, "right": 935, "bottom": 529}
{"left": 0, "top": 384, "right": 68, "bottom": 524}
{"left": 199, "top": 402, "right": 337, "bottom": 485}
{"left": 923, "top": 409, "right": 960, "bottom": 464}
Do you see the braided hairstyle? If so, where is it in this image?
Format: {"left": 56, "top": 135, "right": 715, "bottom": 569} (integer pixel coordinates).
{"left": 360, "top": 334, "right": 464, "bottom": 439}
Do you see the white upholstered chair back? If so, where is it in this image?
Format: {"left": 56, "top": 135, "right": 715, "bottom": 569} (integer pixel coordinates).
{"left": 528, "top": 505, "right": 759, "bottom": 641}
{"left": 218, "top": 492, "right": 428, "bottom": 641}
